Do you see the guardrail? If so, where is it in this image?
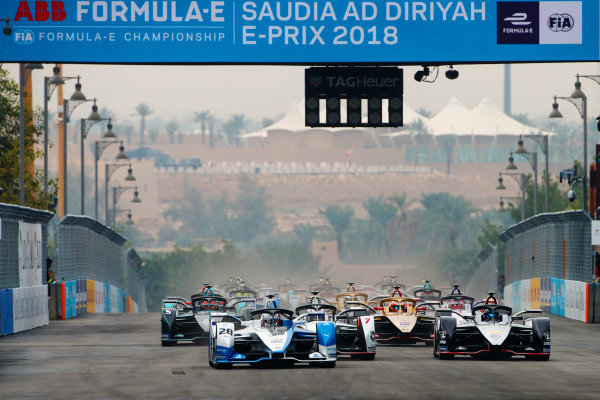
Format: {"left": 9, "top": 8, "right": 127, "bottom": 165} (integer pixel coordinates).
{"left": 498, "top": 211, "right": 598, "bottom": 323}
{"left": 0, "top": 203, "right": 148, "bottom": 336}
{"left": 464, "top": 243, "right": 498, "bottom": 301}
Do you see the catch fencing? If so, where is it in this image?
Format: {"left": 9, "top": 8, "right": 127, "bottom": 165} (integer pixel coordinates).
{"left": 498, "top": 211, "right": 598, "bottom": 323}
{"left": 0, "top": 203, "right": 148, "bottom": 337}
{"left": 464, "top": 243, "right": 498, "bottom": 301}
{"left": 500, "top": 211, "right": 593, "bottom": 284}
{"left": 125, "top": 249, "right": 148, "bottom": 313}
{"left": 57, "top": 215, "right": 127, "bottom": 287}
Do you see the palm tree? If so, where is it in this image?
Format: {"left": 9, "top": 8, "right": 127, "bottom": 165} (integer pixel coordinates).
{"left": 135, "top": 103, "right": 153, "bottom": 145}
{"left": 225, "top": 114, "right": 248, "bottom": 147}
{"left": 420, "top": 193, "right": 477, "bottom": 248}
{"left": 262, "top": 117, "right": 274, "bottom": 128}
{"left": 324, "top": 205, "right": 354, "bottom": 253}
{"left": 193, "top": 110, "right": 212, "bottom": 144}
{"left": 363, "top": 196, "right": 397, "bottom": 258}
{"left": 166, "top": 120, "right": 178, "bottom": 144}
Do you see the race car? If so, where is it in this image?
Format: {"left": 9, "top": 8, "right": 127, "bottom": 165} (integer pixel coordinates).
{"left": 413, "top": 280, "right": 442, "bottom": 301}
{"left": 433, "top": 292, "right": 550, "bottom": 360}
{"left": 161, "top": 291, "right": 231, "bottom": 346}
{"left": 295, "top": 302, "right": 376, "bottom": 360}
{"left": 436, "top": 294, "right": 475, "bottom": 317}
{"left": 208, "top": 308, "right": 337, "bottom": 368}
{"left": 335, "top": 290, "right": 369, "bottom": 311}
{"left": 373, "top": 297, "right": 435, "bottom": 345}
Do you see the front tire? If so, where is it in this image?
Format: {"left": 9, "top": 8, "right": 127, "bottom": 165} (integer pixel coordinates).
{"left": 320, "top": 361, "right": 336, "bottom": 368}
{"left": 439, "top": 353, "right": 454, "bottom": 360}
{"left": 162, "top": 340, "right": 176, "bottom": 347}
{"left": 525, "top": 354, "right": 550, "bottom": 361}
{"left": 351, "top": 353, "right": 375, "bottom": 360}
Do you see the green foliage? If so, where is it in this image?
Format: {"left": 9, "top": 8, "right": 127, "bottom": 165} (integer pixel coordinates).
{"left": 507, "top": 171, "right": 571, "bottom": 222}
{"left": 324, "top": 205, "right": 354, "bottom": 252}
{"left": 429, "top": 247, "right": 479, "bottom": 282}
{"left": 165, "top": 120, "right": 178, "bottom": 144}
{"left": 254, "top": 239, "right": 320, "bottom": 276}
{"left": 162, "top": 176, "right": 273, "bottom": 245}
{"left": 419, "top": 192, "right": 478, "bottom": 248}
{"left": 0, "top": 69, "right": 57, "bottom": 210}
{"left": 293, "top": 223, "right": 319, "bottom": 246}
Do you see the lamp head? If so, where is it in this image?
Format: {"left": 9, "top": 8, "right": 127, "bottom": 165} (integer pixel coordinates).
{"left": 515, "top": 136, "right": 527, "bottom": 154}
{"left": 103, "top": 117, "right": 117, "bottom": 138}
{"left": 132, "top": 189, "right": 141, "bottom": 203}
{"left": 125, "top": 166, "right": 136, "bottom": 181}
{"left": 48, "top": 65, "right": 65, "bottom": 85}
{"left": 571, "top": 78, "right": 586, "bottom": 99}
{"left": 496, "top": 176, "right": 506, "bottom": 190}
{"left": 126, "top": 212, "right": 134, "bottom": 225}
{"left": 506, "top": 152, "right": 518, "bottom": 170}
{"left": 70, "top": 76, "right": 86, "bottom": 101}
{"left": 116, "top": 141, "right": 128, "bottom": 160}
{"left": 88, "top": 99, "right": 102, "bottom": 121}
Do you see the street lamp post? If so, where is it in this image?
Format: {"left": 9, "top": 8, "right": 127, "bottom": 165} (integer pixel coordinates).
{"left": 516, "top": 135, "right": 549, "bottom": 212}
{"left": 19, "top": 63, "right": 43, "bottom": 205}
{"left": 496, "top": 172, "right": 526, "bottom": 220}
{"left": 109, "top": 208, "right": 134, "bottom": 228}
{"left": 111, "top": 186, "right": 141, "bottom": 227}
{"left": 515, "top": 151, "right": 538, "bottom": 215}
{"left": 105, "top": 163, "right": 135, "bottom": 224}
{"left": 499, "top": 196, "right": 521, "bottom": 213}
{"left": 63, "top": 77, "right": 94, "bottom": 214}
{"left": 95, "top": 138, "right": 127, "bottom": 220}
{"left": 43, "top": 65, "right": 79, "bottom": 192}
{"left": 550, "top": 76, "right": 588, "bottom": 212}
{"left": 79, "top": 100, "right": 106, "bottom": 215}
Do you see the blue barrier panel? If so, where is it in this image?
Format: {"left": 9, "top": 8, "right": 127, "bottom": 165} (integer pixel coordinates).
{"left": 559, "top": 279, "right": 566, "bottom": 316}
{"left": 65, "top": 281, "right": 77, "bottom": 319}
{"left": 104, "top": 283, "right": 110, "bottom": 313}
{"left": 0, "top": 289, "right": 14, "bottom": 335}
{"left": 118, "top": 290, "right": 123, "bottom": 313}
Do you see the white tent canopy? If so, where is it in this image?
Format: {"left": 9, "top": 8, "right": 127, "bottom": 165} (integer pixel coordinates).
{"left": 428, "top": 95, "right": 554, "bottom": 137}
{"left": 241, "top": 99, "right": 430, "bottom": 139}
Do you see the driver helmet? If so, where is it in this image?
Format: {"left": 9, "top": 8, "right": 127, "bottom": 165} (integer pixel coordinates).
{"left": 389, "top": 303, "right": 400, "bottom": 312}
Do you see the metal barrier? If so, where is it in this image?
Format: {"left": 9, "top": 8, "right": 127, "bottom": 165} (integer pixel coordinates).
{"left": 56, "top": 215, "right": 127, "bottom": 287}
{"left": 125, "top": 249, "right": 148, "bottom": 312}
{"left": 0, "top": 203, "right": 53, "bottom": 289}
{"left": 499, "top": 211, "right": 593, "bottom": 284}
{"left": 464, "top": 243, "right": 498, "bottom": 300}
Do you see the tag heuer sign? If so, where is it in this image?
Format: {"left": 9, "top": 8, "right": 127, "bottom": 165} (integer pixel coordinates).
{"left": 305, "top": 67, "right": 403, "bottom": 128}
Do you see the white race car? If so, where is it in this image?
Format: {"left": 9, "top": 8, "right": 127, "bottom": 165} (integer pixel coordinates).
{"left": 433, "top": 292, "right": 550, "bottom": 360}
{"left": 208, "top": 308, "right": 337, "bottom": 368}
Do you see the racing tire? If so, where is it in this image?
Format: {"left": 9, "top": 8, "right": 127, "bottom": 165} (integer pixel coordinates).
{"left": 320, "top": 361, "right": 336, "bottom": 368}
{"left": 525, "top": 354, "right": 550, "bottom": 361}
{"left": 424, "top": 340, "right": 434, "bottom": 347}
{"left": 161, "top": 340, "right": 176, "bottom": 347}
{"left": 439, "top": 353, "right": 454, "bottom": 360}
{"left": 433, "top": 336, "right": 439, "bottom": 358}
{"left": 350, "top": 353, "right": 375, "bottom": 360}
{"left": 215, "top": 362, "right": 233, "bottom": 369}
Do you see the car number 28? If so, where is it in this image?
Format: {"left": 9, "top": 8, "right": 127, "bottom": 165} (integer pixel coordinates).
{"left": 219, "top": 328, "right": 233, "bottom": 335}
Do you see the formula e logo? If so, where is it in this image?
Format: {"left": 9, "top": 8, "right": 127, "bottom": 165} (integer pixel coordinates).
{"left": 547, "top": 13, "right": 573, "bottom": 32}
{"left": 504, "top": 13, "right": 531, "bottom": 25}
{"left": 14, "top": 30, "right": 34, "bottom": 45}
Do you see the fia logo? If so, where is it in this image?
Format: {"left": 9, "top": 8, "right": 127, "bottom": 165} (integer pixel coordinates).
{"left": 14, "top": 30, "right": 34, "bottom": 45}
{"left": 548, "top": 13, "right": 574, "bottom": 32}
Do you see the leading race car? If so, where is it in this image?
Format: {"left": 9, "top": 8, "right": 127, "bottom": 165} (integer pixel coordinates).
{"left": 433, "top": 292, "right": 551, "bottom": 360}
{"left": 208, "top": 308, "right": 337, "bottom": 368}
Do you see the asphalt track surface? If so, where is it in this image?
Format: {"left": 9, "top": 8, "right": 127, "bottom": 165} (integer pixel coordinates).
{"left": 1, "top": 313, "right": 600, "bottom": 400}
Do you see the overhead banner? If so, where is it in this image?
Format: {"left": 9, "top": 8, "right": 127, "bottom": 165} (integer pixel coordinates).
{"left": 0, "top": 0, "right": 597, "bottom": 63}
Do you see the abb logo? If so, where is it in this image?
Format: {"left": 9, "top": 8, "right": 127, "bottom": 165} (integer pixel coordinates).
{"left": 15, "top": 1, "right": 66, "bottom": 22}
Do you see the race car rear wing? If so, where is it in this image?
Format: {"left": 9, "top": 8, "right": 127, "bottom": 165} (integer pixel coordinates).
{"left": 512, "top": 309, "right": 543, "bottom": 320}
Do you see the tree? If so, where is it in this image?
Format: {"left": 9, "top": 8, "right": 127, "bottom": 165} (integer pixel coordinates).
{"left": 507, "top": 171, "right": 571, "bottom": 222}
{"left": 254, "top": 239, "right": 320, "bottom": 276}
{"left": 165, "top": 120, "right": 178, "bottom": 144}
{"left": 193, "top": 110, "right": 212, "bottom": 144}
{"left": 420, "top": 193, "right": 478, "bottom": 248}
{"left": 416, "top": 107, "right": 433, "bottom": 118}
{"left": 134, "top": 102, "right": 153, "bottom": 145}
{"left": 148, "top": 127, "right": 159, "bottom": 143}
{"left": 262, "top": 117, "right": 274, "bottom": 128}
{"left": 363, "top": 196, "right": 397, "bottom": 258}
{"left": 0, "top": 69, "right": 57, "bottom": 210}
{"left": 224, "top": 114, "right": 248, "bottom": 146}
{"left": 324, "top": 205, "right": 354, "bottom": 253}
{"left": 293, "top": 223, "right": 320, "bottom": 246}
{"left": 406, "top": 118, "right": 430, "bottom": 135}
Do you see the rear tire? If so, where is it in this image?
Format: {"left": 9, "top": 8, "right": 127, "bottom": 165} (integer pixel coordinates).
{"left": 161, "top": 340, "right": 176, "bottom": 347}
{"left": 351, "top": 353, "right": 375, "bottom": 360}
{"left": 320, "top": 361, "right": 336, "bottom": 368}
{"left": 424, "top": 340, "right": 434, "bottom": 347}
{"left": 439, "top": 353, "right": 454, "bottom": 360}
{"left": 215, "top": 362, "right": 233, "bottom": 369}
{"left": 525, "top": 354, "right": 550, "bottom": 361}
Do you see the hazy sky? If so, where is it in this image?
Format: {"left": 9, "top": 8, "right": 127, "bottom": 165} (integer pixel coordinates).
{"left": 3, "top": 62, "right": 600, "bottom": 127}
